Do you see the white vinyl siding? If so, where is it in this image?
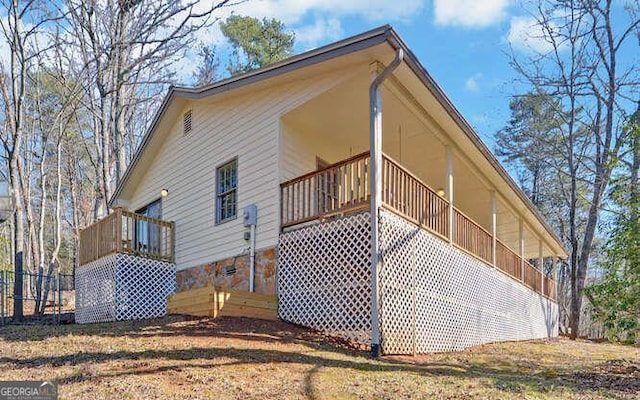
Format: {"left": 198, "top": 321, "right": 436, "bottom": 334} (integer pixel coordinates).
{"left": 279, "top": 118, "right": 364, "bottom": 182}
{"left": 278, "top": 70, "right": 369, "bottom": 183}
{"left": 124, "top": 68, "right": 351, "bottom": 271}
{"left": 279, "top": 123, "right": 318, "bottom": 182}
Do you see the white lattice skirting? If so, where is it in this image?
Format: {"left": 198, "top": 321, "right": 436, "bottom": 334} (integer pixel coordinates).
{"left": 278, "top": 210, "right": 558, "bottom": 354}
{"left": 278, "top": 212, "right": 372, "bottom": 345}
{"left": 75, "top": 253, "right": 176, "bottom": 324}
{"left": 379, "top": 210, "right": 558, "bottom": 354}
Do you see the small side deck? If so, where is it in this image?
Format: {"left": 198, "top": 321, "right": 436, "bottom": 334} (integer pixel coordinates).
{"left": 280, "top": 152, "right": 556, "bottom": 301}
{"left": 75, "top": 210, "right": 176, "bottom": 324}
{"left": 79, "top": 208, "right": 175, "bottom": 265}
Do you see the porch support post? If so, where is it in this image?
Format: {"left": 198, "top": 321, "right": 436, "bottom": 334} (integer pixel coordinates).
{"left": 490, "top": 191, "right": 497, "bottom": 267}
{"left": 519, "top": 218, "right": 525, "bottom": 281}
{"left": 369, "top": 49, "right": 403, "bottom": 358}
{"left": 446, "top": 146, "right": 454, "bottom": 243}
{"left": 554, "top": 256, "right": 560, "bottom": 301}
{"left": 539, "top": 240, "right": 544, "bottom": 296}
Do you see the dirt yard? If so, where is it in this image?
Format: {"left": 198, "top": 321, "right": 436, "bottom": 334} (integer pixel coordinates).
{"left": 0, "top": 316, "right": 637, "bottom": 399}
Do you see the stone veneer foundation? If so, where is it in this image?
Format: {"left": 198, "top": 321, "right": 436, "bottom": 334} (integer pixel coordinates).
{"left": 175, "top": 247, "right": 276, "bottom": 296}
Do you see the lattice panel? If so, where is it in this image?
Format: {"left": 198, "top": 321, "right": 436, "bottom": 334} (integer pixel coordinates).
{"left": 75, "top": 254, "right": 118, "bottom": 323}
{"left": 114, "top": 254, "right": 176, "bottom": 321}
{"left": 278, "top": 213, "right": 372, "bottom": 345}
{"left": 379, "top": 210, "right": 558, "bottom": 354}
{"left": 76, "top": 254, "right": 175, "bottom": 324}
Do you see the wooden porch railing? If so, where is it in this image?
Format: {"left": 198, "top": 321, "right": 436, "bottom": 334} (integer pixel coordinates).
{"left": 280, "top": 152, "right": 370, "bottom": 228}
{"left": 523, "top": 260, "right": 542, "bottom": 293}
{"left": 544, "top": 276, "right": 557, "bottom": 301}
{"left": 79, "top": 208, "right": 175, "bottom": 265}
{"left": 496, "top": 239, "right": 522, "bottom": 280}
{"left": 280, "top": 151, "right": 557, "bottom": 301}
{"left": 381, "top": 154, "right": 449, "bottom": 239}
{"left": 452, "top": 208, "right": 493, "bottom": 264}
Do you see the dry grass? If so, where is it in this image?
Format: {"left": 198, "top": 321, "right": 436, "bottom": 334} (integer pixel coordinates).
{"left": 0, "top": 316, "right": 637, "bottom": 400}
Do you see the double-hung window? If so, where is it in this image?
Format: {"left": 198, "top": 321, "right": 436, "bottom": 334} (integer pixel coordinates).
{"left": 216, "top": 158, "right": 237, "bottom": 223}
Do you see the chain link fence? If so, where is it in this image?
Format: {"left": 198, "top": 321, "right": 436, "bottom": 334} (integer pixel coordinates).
{"left": 0, "top": 269, "right": 74, "bottom": 325}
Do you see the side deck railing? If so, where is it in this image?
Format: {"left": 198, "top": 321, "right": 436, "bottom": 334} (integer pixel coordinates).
{"left": 280, "top": 151, "right": 556, "bottom": 301}
{"left": 79, "top": 208, "right": 175, "bottom": 265}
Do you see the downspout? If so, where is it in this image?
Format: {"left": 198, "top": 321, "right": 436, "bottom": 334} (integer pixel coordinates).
{"left": 249, "top": 223, "right": 256, "bottom": 292}
{"left": 370, "top": 47, "right": 404, "bottom": 358}
{"left": 242, "top": 204, "right": 258, "bottom": 292}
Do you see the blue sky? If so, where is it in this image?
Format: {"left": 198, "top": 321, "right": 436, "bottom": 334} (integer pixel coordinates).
{"left": 182, "top": 0, "right": 635, "bottom": 152}
{"left": 1, "top": 1, "right": 635, "bottom": 152}
{"left": 185, "top": 0, "right": 565, "bottom": 149}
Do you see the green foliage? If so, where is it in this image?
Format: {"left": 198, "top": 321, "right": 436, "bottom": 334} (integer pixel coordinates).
{"left": 220, "top": 15, "right": 295, "bottom": 75}
{"left": 585, "top": 112, "right": 640, "bottom": 343}
{"left": 495, "top": 92, "right": 563, "bottom": 206}
{"left": 495, "top": 92, "right": 592, "bottom": 228}
{"left": 586, "top": 212, "right": 640, "bottom": 342}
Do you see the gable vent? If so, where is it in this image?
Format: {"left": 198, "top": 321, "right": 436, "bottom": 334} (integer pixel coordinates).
{"left": 183, "top": 110, "right": 192, "bottom": 135}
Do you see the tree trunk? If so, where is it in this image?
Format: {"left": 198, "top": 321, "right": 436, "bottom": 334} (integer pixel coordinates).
{"left": 9, "top": 154, "right": 24, "bottom": 320}
{"left": 38, "top": 263, "right": 56, "bottom": 315}
{"left": 50, "top": 137, "right": 63, "bottom": 265}
{"left": 67, "top": 156, "right": 81, "bottom": 277}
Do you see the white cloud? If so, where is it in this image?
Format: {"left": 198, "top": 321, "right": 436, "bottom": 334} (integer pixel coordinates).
{"left": 294, "top": 17, "right": 344, "bottom": 50}
{"left": 464, "top": 73, "right": 482, "bottom": 91}
{"left": 434, "top": 0, "right": 511, "bottom": 28}
{"left": 197, "top": 0, "right": 425, "bottom": 47}
{"left": 175, "top": 0, "right": 427, "bottom": 83}
{"left": 0, "top": 15, "right": 56, "bottom": 72}
{"left": 0, "top": 16, "right": 12, "bottom": 69}
{"left": 217, "top": 0, "right": 425, "bottom": 25}
{"left": 506, "top": 15, "right": 556, "bottom": 53}
{"left": 0, "top": 40, "right": 8, "bottom": 71}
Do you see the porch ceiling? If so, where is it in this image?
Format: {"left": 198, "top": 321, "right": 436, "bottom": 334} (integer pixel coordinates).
{"left": 281, "top": 58, "right": 563, "bottom": 259}
{"left": 281, "top": 72, "right": 446, "bottom": 172}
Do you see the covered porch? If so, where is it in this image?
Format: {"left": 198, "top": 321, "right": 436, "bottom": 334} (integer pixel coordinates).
{"left": 278, "top": 66, "right": 560, "bottom": 302}
{"left": 280, "top": 151, "right": 556, "bottom": 301}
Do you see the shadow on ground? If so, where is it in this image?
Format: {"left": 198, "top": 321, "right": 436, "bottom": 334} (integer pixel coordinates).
{"left": 0, "top": 316, "right": 637, "bottom": 398}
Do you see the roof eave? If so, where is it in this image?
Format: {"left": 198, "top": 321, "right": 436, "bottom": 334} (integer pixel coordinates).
{"left": 109, "top": 25, "right": 394, "bottom": 207}
{"left": 109, "top": 25, "right": 568, "bottom": 257}
{"left": 172, "top": 24, "right": 393, "bottom": 100}
{"left": 109, "top": 87, "right": 178, "bottom": 206}
{"left": 388, "top": 31, "right": 568, "bottom": 256}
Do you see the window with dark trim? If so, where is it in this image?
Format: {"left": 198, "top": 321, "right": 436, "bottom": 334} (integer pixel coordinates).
{"left": 216, "top": 158, "right": 237, "bottom": 223}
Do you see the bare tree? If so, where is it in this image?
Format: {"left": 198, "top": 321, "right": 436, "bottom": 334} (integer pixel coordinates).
{"left": 506, "top": 0, "right": 639, "bottom": 338}
{"left": 0, "top": 1, "right": 233, "bottom": 312}
{"left": 0, "top": 0, "right": 65, "bottom": 319}
{"left": 66, "top": 0, "right": 230, "bottom": 218}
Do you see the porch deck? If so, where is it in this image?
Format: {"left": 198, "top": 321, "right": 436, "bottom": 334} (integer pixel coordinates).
{"left": 280, "top": 152, "right": 556, "bottom": 301}
{"left": 76, "top": 210, "right": 176, "bottom": 324}
{"left": 79, "top": 208, "right": 175, "bottom": 265}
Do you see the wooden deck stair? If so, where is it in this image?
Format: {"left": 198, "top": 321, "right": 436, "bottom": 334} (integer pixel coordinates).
{"left": 167, "top": 286, "right": 278, "bottom": 321}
